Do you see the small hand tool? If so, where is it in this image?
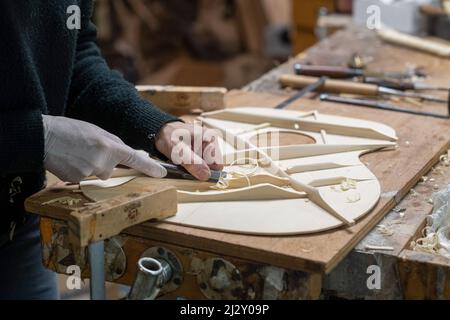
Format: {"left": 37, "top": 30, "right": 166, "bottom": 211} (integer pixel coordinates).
{"left": 363, "top": 77, "right": 450, "bottom": 92}
{"left": 275, "top": 76, "right": 328, "bottom": 109}
{"left": 279, "top": 74, "right": 448, "bottom": 104}
{"left": 87, "top": 163, "right": 226, "bottom": 183}
{"left": 160, "top": 162, "right": 224, "bottom": 183}
{"left": 320, "top": 94, "right": 450, "bottom": 120}
{"left": 294, "top": 63, "right": 423, "bottom": 80}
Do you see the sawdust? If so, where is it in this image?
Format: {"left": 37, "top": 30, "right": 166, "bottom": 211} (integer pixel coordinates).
{"left": 331, "top": 178, "right": 358, "bottom": 192}
{"left": 411, "top": 185, "right": 450, "bottom": 259}
{"left": 340, "top": 178, "right": 357, "bottom": 191}
{"left": 377, "top": 224, "right": 395, "bottom": 236}
{"left": 43, "top": 197, "right": 82, "bottom": 206}
{"left": 346, "top": 192, "right": 361, "bottom": 203}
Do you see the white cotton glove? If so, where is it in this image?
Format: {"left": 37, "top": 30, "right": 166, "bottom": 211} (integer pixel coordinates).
{"left": 42, "top": 115, "right": 167, "bottom": 183}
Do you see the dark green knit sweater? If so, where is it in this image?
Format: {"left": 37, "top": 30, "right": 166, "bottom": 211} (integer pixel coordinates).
{"left": 0, "top": 0, "right": 178, "bottom": 232}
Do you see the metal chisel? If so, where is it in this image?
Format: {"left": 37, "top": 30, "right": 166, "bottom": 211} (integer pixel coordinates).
{"left": 86, "top": 163, "right": 226, "bottom": 183}
{"left": 160, "top": 162, "right": 224, "bottom": 183}
{"left": 279, "top": 74, "right": 448, "bottom": 104}
{"left": 364, "top": 77, "right": 450, "bottom": 92}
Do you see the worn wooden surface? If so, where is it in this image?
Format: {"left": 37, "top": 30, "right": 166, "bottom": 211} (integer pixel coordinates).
{"left": 26, "top": 184, "right": 177, "bottom": 247}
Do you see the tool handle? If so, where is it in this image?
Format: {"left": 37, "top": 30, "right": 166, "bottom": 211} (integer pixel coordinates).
{"left": 294, "top": 64, "right": 363, "bottom": 78}
{"left": 378, "top": 28, "right": 450, "bottom": 58}
{"left": 280, "top": 74, "right": 379, "bottom": 96}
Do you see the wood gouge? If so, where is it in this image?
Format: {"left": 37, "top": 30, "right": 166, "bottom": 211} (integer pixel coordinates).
{"left": 279, "top": 74, "right": 448, "bottom": 104}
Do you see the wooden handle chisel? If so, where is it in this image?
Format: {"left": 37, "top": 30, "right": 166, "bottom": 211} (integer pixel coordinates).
{"left": 279, "top": 74, "right": 448, "bottom": 103}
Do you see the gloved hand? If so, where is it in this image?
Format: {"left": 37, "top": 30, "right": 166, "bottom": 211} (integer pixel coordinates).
{"left": 42, "top": 115, "right": 167, "bottom": 183}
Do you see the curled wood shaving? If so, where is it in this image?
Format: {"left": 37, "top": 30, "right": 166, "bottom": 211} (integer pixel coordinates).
{"left": 411, "top": 233, "right": 440, "bottom": 255}
{"left": 340, "top": 178, "right": 357, "bottom": 191}
{"left": 212, "top": 158, "right": 259, "bottom": 190}
{"left": 420, "top": 176, "right": 428, "bottom": 183}
{"left": 440, "top": 153, "right": 450, "bottom": 167}
{"left": 346, "top": 192, "right": 361, "bottom": 203}
{"left": 377, "top": 224, "right": 395, "bottom": 236}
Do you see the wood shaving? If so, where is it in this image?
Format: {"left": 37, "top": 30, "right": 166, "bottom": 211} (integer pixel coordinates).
{"left": 346, "top": 192, "right": 361, "bottom": 203}
{"left": 411, "top": 233, "right": 440, "bottom": 255}
{"left": 43, "top": 197, "right": 82, "bottom": 206}
{"left": 377, "top": 224, "right": 395, "bottom": 236}
{"left": 441, "top": 151, "right": 450, "bottom": 166}
{"left": 365, "top": 245, "right": 394, "bottom": 251}
{"left": 212, "top": 158, "right": 259, "bottom": 190}
{"left": 340, "top": 178, "right": 357, "bottom": 191}
{"left": 331, "top": 178, "right": 357, "bottom": 193}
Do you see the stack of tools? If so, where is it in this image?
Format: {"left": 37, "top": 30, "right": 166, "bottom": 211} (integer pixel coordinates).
{"left": 278, "top": 64, "right": 450, "bottom": 119}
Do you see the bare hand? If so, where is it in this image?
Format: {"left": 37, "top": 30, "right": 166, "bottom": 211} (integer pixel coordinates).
{"left": 155, "top": 122, "right": 223, "bottom": 181}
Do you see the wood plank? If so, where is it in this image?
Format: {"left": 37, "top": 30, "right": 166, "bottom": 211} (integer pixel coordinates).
{"left": 26, "top": 184, "right": 178, "bottom": 247}
{"left": 137, "top": 85, "right": 227, "bottom": 115}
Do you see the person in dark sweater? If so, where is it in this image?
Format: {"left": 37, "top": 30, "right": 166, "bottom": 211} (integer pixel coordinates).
{"left": 0, "top": 1, "right": 222, "bottom": 299}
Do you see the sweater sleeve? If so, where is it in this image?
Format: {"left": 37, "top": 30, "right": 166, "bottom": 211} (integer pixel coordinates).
{"left": 66, "top": 2, "right": 179, "bottom": 156}
{"left": 0, "top": 110, "right": 44, "bottom": 174}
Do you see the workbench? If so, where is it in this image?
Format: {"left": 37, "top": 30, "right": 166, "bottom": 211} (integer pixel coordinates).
{"left": 30, "top": 26, "right": 450, "bottom": 300}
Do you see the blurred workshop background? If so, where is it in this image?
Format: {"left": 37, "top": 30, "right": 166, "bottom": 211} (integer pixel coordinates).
{"left": 92, "top": 0, "right": 450, "bottom": 91}
{"left": 91, "top": 0, "right": 350, "bottom": 89}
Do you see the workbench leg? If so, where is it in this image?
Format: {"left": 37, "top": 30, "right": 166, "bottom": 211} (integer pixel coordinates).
{"left": 88, "top": 241, "right": 106, "bottom": 300}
